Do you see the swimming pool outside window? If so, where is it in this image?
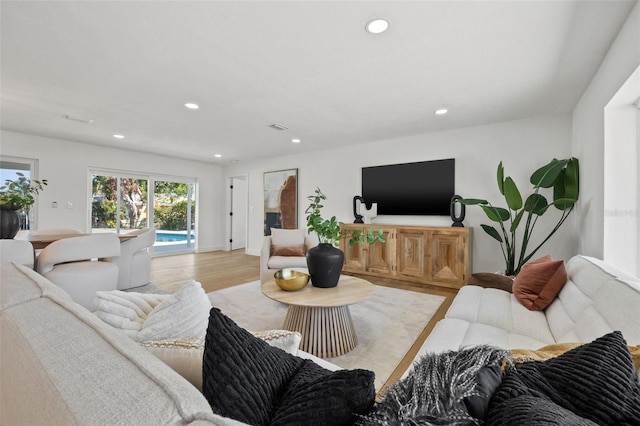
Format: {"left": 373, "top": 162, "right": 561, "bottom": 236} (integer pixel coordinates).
{"left": 90, "top": 171, "right": 196, "bottom": 254}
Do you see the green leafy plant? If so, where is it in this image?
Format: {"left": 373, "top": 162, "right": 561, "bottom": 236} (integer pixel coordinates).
{"left": 305, "top": 187, "right": 386, "bottom": 247}
{"left": 305, "top": 187, "right": 344, "bottom": 245}
{"left": 347, "top": 227, "right": 386, "bottom": 248}
{"left": 0, "top": 173, "right": 48, "bottom": 209}
{"left": 457, "top": 158, "right": 579, "bottom": 276}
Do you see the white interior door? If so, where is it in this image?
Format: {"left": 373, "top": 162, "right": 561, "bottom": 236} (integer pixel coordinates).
{"left": 231, "top": 177, "right": 248, "bottom": 250}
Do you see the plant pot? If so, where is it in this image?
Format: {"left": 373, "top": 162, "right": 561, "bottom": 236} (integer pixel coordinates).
{"left": 0, "top": 205, "right": 22, "bottom": 239}
{"left": 306, "top": 243, "right": 344, "bottom": 288}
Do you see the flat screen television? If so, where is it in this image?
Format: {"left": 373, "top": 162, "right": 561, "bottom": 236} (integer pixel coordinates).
{"left": 361, "top": 158, "right": 455, "bottom": 215}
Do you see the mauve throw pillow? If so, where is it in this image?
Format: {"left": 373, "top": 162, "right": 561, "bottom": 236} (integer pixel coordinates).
{"left": 272, "top": 244, "right": 305, "bottom": 257}
{"left": 270, "top": 228, "right": 306, "bottom": 257}
{"left": 512, "top": 256, "right": 567, "bottom": 310}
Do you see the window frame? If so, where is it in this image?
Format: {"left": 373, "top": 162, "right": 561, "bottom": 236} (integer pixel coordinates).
{"left": 88, "top": 167, "right": 198, "bottom": 253}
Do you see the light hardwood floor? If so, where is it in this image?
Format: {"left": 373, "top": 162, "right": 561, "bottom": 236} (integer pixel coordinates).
{"left": 151, "top": 249, "right": 261, "bottom": 293}
{"left": 150, "top": 249, "right": 458, "bottom": 397}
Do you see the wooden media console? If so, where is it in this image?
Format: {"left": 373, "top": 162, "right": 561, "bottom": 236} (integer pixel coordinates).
{"left": 339, "top": 224, "right": 472, "bottom": 289}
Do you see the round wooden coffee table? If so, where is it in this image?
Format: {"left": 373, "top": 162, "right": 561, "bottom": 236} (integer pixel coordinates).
{"left": 261, "top": 274, "right": 375, "bottom": 358}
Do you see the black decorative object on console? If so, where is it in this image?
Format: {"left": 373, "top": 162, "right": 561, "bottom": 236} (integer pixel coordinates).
{"left": 353, "top": 196, "right": 365, "bottom": 223}
{"left": 450, "top": 194, "right": 465, "bottom": 227}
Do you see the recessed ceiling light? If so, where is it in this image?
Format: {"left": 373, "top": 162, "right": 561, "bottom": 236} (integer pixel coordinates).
{"left": 184, "top": 103, "right": 200, "bottom": 110}
{"left": 366, "top": 18, "right": 390, "bottom": 34}
{"left": 435, "top": 109, "right": 448, "bottom": 115}
{"left": 214, "top": 154, "right": 222, "bottom": 158}
{"left": 292, "top": 138, "right": 301, "bottom": 143}
{"left": 113, "top": 134, "right": 125, "bottom": 139}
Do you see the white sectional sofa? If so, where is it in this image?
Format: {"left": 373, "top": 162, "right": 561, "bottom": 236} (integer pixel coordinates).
{"left": 3, "top": 254, "right": 638, "bottom": 425}
{"left": 0, "top": 262, "right": 239, "bottom": 425}
{"left": 420, "top": 255, "right": 640, "bottom": 354}
{"left": 0, "top": 262, "right": 338, "bottom": 426}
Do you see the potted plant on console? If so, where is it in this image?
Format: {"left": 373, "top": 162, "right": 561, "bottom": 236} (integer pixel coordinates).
{"left": 457, "top": 157, "right": 578, "bottom": 276}
{"left": 0, "top": 173, "right": 48, "bottom": 239}
{"left": 305, "top": 187, "right": 385, "bottom": 288}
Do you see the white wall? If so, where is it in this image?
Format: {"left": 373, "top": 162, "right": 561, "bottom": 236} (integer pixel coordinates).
{"left": 572, "top": 1, "right": 640, "bottom": 260}
{"left": 0, "top": 130, "right": 226, "bottom": 252}
{"left": 223, "top": 114, "right": 574, "bottom": 273}
{"left": 604, "top": 67, "right": 639, "bottom": 275}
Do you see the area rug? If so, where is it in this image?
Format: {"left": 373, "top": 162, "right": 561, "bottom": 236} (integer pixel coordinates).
{"left": 209, "top": 281, "right": 445, "bottom": 390}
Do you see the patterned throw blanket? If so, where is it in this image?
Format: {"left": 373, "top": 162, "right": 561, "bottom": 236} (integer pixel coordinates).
{"left": 358, "top": 346, "right": 507, "bottom": 425}
{"left": 358, "top": 331, "right": 640, "bottom": 425}
{"left": 93, "top": 280, "right": 211, "bottom": 341}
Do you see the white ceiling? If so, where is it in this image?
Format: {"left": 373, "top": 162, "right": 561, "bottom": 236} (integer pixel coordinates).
{"left": 1, "top": 1, "right": 636, "bottom": 164}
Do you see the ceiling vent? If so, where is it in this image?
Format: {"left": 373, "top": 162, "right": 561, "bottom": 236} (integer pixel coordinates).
{"left": 268, "top": 123, "right": 288, "bottom": 131}
{"left": 63, "top": 114, "right": 94, "bottom": 124}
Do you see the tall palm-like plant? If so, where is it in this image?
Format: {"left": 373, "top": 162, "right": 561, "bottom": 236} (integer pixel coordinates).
{"left": 458, "top": 158, "right": 579, "bottom": 275}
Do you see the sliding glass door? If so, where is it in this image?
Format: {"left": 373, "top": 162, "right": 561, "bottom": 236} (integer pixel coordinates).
{"left": 152, "top": 180, "right": 196, "bottom": 253}
{"left": 91, "top": 174, "right": 149, "bottom": 232}
{"left": 91, "top": 170, "right": 196, "bottom": 254}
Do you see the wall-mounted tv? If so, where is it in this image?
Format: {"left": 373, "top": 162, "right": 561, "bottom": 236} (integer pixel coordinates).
{"left": 362, "top": 158, "right": 455, "bottom": 215}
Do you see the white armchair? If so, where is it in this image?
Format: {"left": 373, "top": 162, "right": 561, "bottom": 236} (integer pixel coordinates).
{"left": 108, "top": 228, "right": 156, "bottom": 290}
{"left": 0, "top": 240, "right": 35, "bottom": 269}
{"left": 260, "top": 229, "right": 318, "bottom": 283}
{"left": 36, "top": 234, "right": 120, "bottom": 311}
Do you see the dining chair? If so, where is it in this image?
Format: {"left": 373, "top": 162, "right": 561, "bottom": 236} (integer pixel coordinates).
{"left": 28, "top": 228, "right": 85, "bottom": 267}
{"left": 36, "top": 234, "right": 120, "bottom": 311}
{"left": 107, "top": 227, "right": 156, "bottom": 290}
{"left": 0, "top": 239, "right": 35, "bottom": 269}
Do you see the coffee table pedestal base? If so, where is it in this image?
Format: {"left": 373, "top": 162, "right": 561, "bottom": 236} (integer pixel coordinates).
{"left": 284, "top": 305, "right": 357, "bottom": 358}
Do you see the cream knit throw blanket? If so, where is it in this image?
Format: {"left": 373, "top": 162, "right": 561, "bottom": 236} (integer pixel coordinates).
{"left": 94, "top": 280, "right": 211, "bottom": 341}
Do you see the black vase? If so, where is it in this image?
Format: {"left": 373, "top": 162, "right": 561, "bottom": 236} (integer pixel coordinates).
{"left": 306, "top": 243, "right": 344, "bottom": 288}
{"left": 0, "top": 206, "right": 22, "bottom": 239}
